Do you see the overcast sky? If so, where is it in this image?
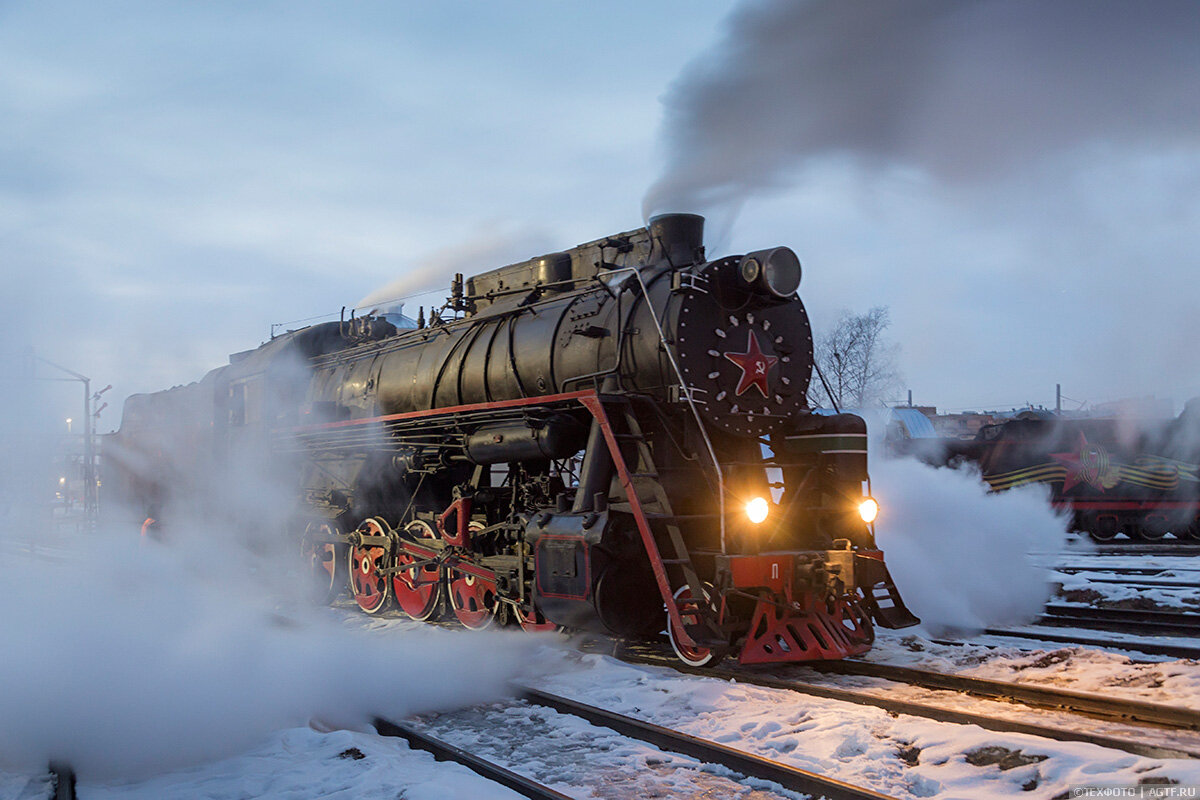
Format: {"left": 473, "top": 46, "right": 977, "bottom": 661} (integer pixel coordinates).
{"left": 4, "top": 0, "right": 1199, "bottom": 433}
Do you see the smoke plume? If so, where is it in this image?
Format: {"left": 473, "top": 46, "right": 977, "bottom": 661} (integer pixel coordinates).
{"left": 645, "top": 0, "right": 1200, "bottom": 221}
{"left": 356, "top": 227, "right": 551, "bottom": 313}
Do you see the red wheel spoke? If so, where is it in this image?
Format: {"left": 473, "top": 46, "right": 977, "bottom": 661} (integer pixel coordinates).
{"left": 668, "top": 585, "right": 723, "bottom": 667}
{"left": 392, "top": 519, "right": 442, "bottom": 621}
{"left": 448, "top": 569, "right": 498, "bottom": 630}
{"left": 347, "top": 519, "right": 393, "bottom": 614}
{"left": 302, "top": 523, "right": 343, "bottom": 605}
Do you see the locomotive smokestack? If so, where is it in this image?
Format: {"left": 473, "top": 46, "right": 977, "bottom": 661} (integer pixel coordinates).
{"left": 649, "top": 213, "right": 705, "bottom": 267}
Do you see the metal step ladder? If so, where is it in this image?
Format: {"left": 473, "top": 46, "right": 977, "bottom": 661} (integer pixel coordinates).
{"left": 602, "top": 397, "right": 719, "bottom": 640}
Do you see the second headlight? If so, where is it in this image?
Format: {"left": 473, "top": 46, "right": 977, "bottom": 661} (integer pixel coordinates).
{"left": 746, "top": 497, "right": 770, "bottom": 524}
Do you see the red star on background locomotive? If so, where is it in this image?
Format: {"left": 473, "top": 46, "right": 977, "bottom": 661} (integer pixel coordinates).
{"left": 723, "top": 330, "right": 778, "bottom": 398}
{"left": 1051, "top": 432, "right": 1121, "bottom": 491}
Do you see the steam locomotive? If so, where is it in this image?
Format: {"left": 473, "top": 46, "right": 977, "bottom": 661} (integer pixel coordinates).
{"left": 920, "top": 406, "right": 1200, "bottom": 544}
{"left": 105, "top": 214, "right": 918, "bottom": 666}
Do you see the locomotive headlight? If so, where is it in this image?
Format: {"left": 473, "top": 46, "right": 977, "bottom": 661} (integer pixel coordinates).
{"left": 746, "top": 496, "right": 770, "bottom": 524}
{"left": 739, "top": 247, "right": 802, "bottom": 300}
{"left": 858, "top": 497, "right": 879, "bottom": 524}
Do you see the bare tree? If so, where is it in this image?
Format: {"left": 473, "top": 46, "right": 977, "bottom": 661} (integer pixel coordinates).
{"left": 810, "top": 306, "right": 901, "bottom": 409}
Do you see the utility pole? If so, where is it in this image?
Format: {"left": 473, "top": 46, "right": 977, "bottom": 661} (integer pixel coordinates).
{"left": 34, "top": 356, "right": 99, "bottom": 529}
{"left": 1056, "top": 383, "right": 1062, "bottom": 415}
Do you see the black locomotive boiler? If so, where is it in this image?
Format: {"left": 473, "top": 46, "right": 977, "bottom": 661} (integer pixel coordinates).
{"left": 106, "top": 214, "right": 918, "bottom": 666}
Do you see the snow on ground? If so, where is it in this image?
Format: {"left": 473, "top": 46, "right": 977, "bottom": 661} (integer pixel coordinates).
{"left": 510, "top": 647, "right": 1200, "bottom": 800}
{"left": 414, "top": 702, "right": 806, "bottom": 800}
{"left": 4, "top": 604, "right": 1200, "bottom": 798}
{"left": 762, "top": 666, "right": 1200, "bottom": 759}
{"left": 0, "top": 533, "right": 546, "bottom": 798}
{"left": 1052, "top": 572, "right": 1200, "bottom": 610}
{"left": 1034, "top": 544, "right": 1200, "bottom": 576}
{"left": 71, "top": 727, "right": 525, "bottom": 800}
{"left": 1031, "top": 541, "right": 1200, "bottom": 611}
{"left": 4, "top": 527, "right": 1200, "bottom": 798}
{"left": 863, "top": 628, "right": 1200, "bottom": 709}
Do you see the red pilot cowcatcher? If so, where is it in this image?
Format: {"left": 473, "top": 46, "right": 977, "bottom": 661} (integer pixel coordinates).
{"left": 720, "top": 553, "right": 876, "bottom": 664}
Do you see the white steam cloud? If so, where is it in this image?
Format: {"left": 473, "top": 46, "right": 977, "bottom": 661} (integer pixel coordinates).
{"left": 0, "top": 534, "right": 534, "bottom": 779}
{"left": 865, "top": 417, "right": 1067, "bottom": 633}
{"left": 0, "top": 352, "right": 542, "bottom": 782}
{"left": 645, "top": 0, "right": 1200, "bottom": 220}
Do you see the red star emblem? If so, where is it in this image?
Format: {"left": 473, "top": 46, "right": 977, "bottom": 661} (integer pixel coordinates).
{"left": 1051, "top": 433, "right": 1112, "bottom": 492}
{"left": 723, "top": 330, "right": 779, "bottom": 398}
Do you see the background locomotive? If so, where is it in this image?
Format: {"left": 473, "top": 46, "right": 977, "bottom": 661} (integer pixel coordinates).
{"left": 104, "top": 213, "right": 918, "bottom": 666}
{"left": 912, "top": 404, "right": 1200, "bottom": 543}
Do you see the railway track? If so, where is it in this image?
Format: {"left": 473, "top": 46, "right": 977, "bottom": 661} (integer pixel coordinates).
{"left": 1081, "top": 544, "right": 1200, "bottom": 557}
{"left": 374, "top": 717, "right": 573, "bottom": 800}
{"left": 610, "top": 644, "right": 1200, "bottom": 760}
{"left": 1055, "top": 565, "right": 1200, "bottom": 576}
{"left": 1066, "top": 576, "right": 1200, "bottom": 589}
{"left": 977, "top": 626, "right": 1200, "bottom": 659}
{"left": 802, "top": 659, "right": 1200, "bottom": 729}
{"left": 1040, "top": 604, "right": 1200, "bottom": 636}
{"left": 1051, "top": 563, "right": 1200, "bottom": 591}
{"left": 377, "top": 689, "right": 897, "bottom": 800}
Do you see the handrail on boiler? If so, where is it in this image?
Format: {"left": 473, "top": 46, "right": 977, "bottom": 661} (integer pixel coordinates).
{"left": 590, "top": 267, "right": 728, "bottom": 554}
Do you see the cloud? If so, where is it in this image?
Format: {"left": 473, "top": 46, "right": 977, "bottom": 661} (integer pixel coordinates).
{"left": 0, "top": 1, "right": 737, "bottom": 426}
{"left": 645, "top": 0, "right": 1200, "bottom": 219}
{"left": 648, "top": 0, "right": 1200, "bottom": 410}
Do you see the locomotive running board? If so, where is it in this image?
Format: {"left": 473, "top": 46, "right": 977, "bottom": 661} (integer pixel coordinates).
{"left": 287, "top": 389, "right": 598, "bottom": 433}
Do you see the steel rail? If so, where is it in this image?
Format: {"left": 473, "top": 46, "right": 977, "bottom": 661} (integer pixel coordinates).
{"left": 1038, "top": 605, "right": 1200, "bottom": 637}
{"left": 1088, "top": 545, "right": 1200, "bottom": 556}
{"left": 612, "top": 650, "right": 1200, "bottom": 760}
{"left": 373, "top": 717, "right": 573, "bottom": 800}
{"left": 516, "top": 686, "right": 898, "bottom": 800}
{"left": 979, "top": 627, "right": 1200, "bottom": 659}
{"left": 1066, "top": 576, "right": 1200, "bottom": 589}
{"left": 611, "top": 641, "right": 1200, "bottom": 729}
{"left": 800, "top": 660, "right": 1200, "bottom": 730}
{"left": 1055, "top": 566, "right": 1200, "bottom": 576}
{"left": 1044, "top": 605, "right": 1200, "bottom": 625}
{"left": 1035, "top": 615, "right": 1200, "bottom": 637}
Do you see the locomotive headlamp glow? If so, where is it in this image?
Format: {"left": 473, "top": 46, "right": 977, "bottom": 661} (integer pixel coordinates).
{"left": 746, "top": 496, "right": 770, "bottom": 524}
{"left": 739, "top": 247, "right": 802, "bottom": 299}
{"left": 858, "top": 497, "right": 879, "bottom": 524}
